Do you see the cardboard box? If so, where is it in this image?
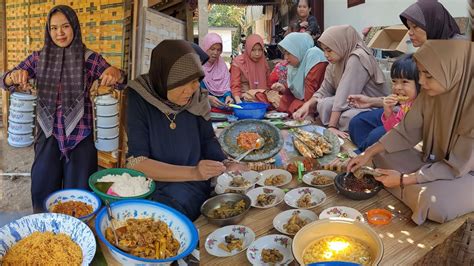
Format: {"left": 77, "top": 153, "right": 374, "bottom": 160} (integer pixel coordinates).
{"left": 368, "top": 25, "right": 410, "bottom": 56}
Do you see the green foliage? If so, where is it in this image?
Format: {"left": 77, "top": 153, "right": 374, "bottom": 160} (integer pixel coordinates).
{"left": 208, "top": 4, "right": 247, "bottom": 53}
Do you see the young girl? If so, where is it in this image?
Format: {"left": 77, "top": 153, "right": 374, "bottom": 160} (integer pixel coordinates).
{"left": 1, "top": 5, "right": 123, "bottom": 212}
{"left": 348, "top": 54, "right": 420, "bottom": 153}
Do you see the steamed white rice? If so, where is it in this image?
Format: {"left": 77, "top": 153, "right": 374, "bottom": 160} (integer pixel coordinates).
{"left": 97, "top": 173, "right": 152, "bottom": 197}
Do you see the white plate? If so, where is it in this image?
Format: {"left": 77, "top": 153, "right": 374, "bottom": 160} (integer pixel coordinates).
{"left": 257, "top": 169, "right": 292, "bottom": 187}
{"left": 265, "top": 112, "right": 289, "bottom": 119}
{"left": 246, "top": 186, "right": 285, "bottom": 209}
{"left": 302, "top": 170, "right": 338, "bottom": 188}
{"left": 273, "top": 209, "right": 318, "bottom": 236}
{"left": 319, "top": 206, "right": 365, "bottom": 222}
{"left": 284, "top": 187, "right": 326, "bottom": 209}
{"left": 215, "top": 184, "right": 255, "bottom": 195}
{"left": 246, "top": 234, "right": 294, "bottom": 265}
{"left": 205, "top": 225, "right": 256, "bottom": 257}
{"left": 217, "top": 171, "right": 261, "bottom": 189}
{"left": 283, "top": 120, "right": 311, "bottom": 128}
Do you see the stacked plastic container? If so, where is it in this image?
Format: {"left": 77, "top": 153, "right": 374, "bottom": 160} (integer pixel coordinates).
{"left": 94, "top": 94, "right": 119, "bottom": 152}
{"left": 8, "top": 92, "right": 37, "bottom": 147}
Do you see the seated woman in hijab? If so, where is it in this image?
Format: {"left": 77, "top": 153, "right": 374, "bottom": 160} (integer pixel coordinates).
{"left": 293, "top": 25, "right": 387, "bottom": 138}
{"left": 264, "top": 32, "right": 327, "bottom": 115}
{"left": 126, "top": 40, "right": 243, "bottom": 221}
{"left": 400, "top": 0, "right": 466, "bottom": 47}
{"left": 1, "top": 5, "right": 123, "bottom": 212}
{"left": 200, "top": 33, "right": 234, "bottom": 109}
{"left": 230, "top": 34, "right": 270, "bottom": 104}
{"left": 347, "top": 40, "right": 473, "bottom": 225}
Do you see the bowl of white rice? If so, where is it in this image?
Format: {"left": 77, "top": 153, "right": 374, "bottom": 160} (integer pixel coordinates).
{"left": 89, "top": 168, "right": 156, "bottom": 203}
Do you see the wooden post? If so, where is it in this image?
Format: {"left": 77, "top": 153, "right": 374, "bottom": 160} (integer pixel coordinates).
{"left": 184, "top": 2, "right": 194, "bottom": 41}
{"left": 1, "top": 0, "right": 7, "bottom": 135}
{"left": 198, "top": 0, "right": 208, "bottom": 46}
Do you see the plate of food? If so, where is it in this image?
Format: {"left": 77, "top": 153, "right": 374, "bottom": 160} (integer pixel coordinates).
{"left": 218, "top": 120, "right": 283, "bottom": 162}
{"left": 246, "top": 234, "right": 294, "bottom": 266}
{"left": 205, "top": 225, "right": 255, "bottom": 257}
{"left": 273, "top": 209, "right": 318, "bottom": 235}
{"left": 257, "top": 169, "right": 292, "bottom": 187}
{"left": 319, "top": 206, "right": 364, "bottom": 222}
{"left": 246, "top": 186, "right": 285, "bottom": 208}
{"left": 283, "top": 119, "right": 311, "bottom": 128}
{"left": 211, "top": 112, "right": 228, "bottom": 121}
{"left": 214, "top": 184, "right": 255, "bottom": 195}
{"left": 289, "top": 126, "right": 341, "bottom": 165}
{"left": 284, "top": 187, "right": 327, "bottom": 209}
{"left": 217, "top": 171, "right": 261, "bottom": 190}
{"left": 302, "top": 170, "right": 337, "bottom": 188}
{"left": 265, "top": 112, "right": 289, "bottom": 119}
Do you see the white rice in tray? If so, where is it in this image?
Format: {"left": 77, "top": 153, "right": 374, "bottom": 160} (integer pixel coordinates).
{"left": 97, "top": 173, "right": 152, "bottom": 197}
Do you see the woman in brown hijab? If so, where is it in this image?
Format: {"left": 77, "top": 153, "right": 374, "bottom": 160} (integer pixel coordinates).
{"left": 347, "top": 40, "right": 473, "bottom": 225}
{"left": 293, "top": 25, "right": 386, "bottom": 138}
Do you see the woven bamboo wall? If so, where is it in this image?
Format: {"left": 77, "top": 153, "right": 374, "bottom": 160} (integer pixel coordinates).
{"left": 5, "top": 0, "right": 127, "bottom": 70}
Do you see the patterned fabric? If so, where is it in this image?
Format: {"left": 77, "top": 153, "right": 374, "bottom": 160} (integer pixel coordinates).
{"left": 167, "top": 53, "right": 203, "bottom": 89}
{"left": 2, "top": 51, "right": 114, "bottom": 159}
{"left": 269, "top": 60, "right": 289, "bottom": 87}
{"left": 37, "top": 5, "right": 87, "bottom": 137}
{"left": 381, "top": 101, "right": 414, "bottom": 132}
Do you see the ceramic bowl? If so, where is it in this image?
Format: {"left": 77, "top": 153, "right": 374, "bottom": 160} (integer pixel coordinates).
{"left": 0, "top": 213, "right": 96, "bottom": 266}
{"left": 303, "top": 170, "right": 337, "bottom": 188}
{"left": 265, "top": 112, "right": 289, "bottom": 119}
{"left": 200, "top": 193, "right": 251, "bottom": 226}
{"left": 334, "top": 172, "right": 383, "bottom": 201}
{"left": 95, "top": 199, "right": 198, "bottom": 265}
{"left": 214, "top": 184, "right": 255, "bottom": 195}
{"left": 205, "top": 225, "right": 255, "bottom": 257}
{"left": 257, "top": 169, "right": 292, "bottom": 187}
{"left": 319, "top": 206, "right": 364, "bottom": 222}
{"left": 44, "top": 189, "right": 102, "bottom": 222}
{"left": 246, "top": 186, "right": 285, "bottom": 208}
{"left": 273, "top": 209, "right": 318, "bottom": 235}
{"left": 216, "top": 171, "right": 261, "bottom": 190}
{"left": 246, "top": 234, "right": 294, "bottom": 265}
{"left": 7, "top": 131, "right": 34, "bottom": 148}
{"left": 292, "top": 219, "right": 383, "bottom": 265}
{"left": 284, "top": 187, "right": 327, "bottom": 209}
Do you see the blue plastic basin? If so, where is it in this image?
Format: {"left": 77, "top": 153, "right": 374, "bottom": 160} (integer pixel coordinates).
{"left": 233, "top": 102, "right": 268, "bottom": 120}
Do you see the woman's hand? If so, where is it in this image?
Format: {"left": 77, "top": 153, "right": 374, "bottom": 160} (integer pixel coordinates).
{"left": 383, "top": 94, "right": 398, "bottom": 118}
{"left": 100, "top": 66, "right": 122, "bottom": 86}
{"left": 235, "top": 96, "right": 242, "bottom": 104}
{"left": 209, "top": 95, "right": 225, "bottom": 107}
{"left": 347, "top": 94, "right": 373, "bottom": 109}
{"left": 346, "top": 152, "right": 373, "bottom": 173}
{"left": 293, "top": 102, "right": 311, "bottom": 120}
{"left": 7, "top": 70, "right": 29, "bottom": 87}
{"left": 300, "top": 21, "right": 309, "bottom": 28}
{"left": 328, "top": 127, "right": 349, "bottom": 139}
{"left": 373, "top": 169, "right": 401, "bottom": 188}
{"left": 224, "top": 96, "right": 234, "bottom": 105}
{"left": 271, "top": 82, "right": 285, "bottom": 93}
{"left": 195, "top": 160, "right": 226, "bottom": 181}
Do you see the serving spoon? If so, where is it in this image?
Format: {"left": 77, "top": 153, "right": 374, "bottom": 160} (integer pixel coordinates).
{"left": 234, "top": 137, "right": 265, "bottom": 162}
{"left": 104, "top": 200, "right": 130, "bottom": 252}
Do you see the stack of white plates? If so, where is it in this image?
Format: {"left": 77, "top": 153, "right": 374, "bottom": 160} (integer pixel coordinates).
{"left": 8, "top": 92, "right": 36, "bottom": 148}
{"left": 94, "top": 94, "right": 119, "bottom": 152}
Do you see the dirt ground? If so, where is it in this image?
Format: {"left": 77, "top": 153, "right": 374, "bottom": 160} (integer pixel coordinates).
{"left": 0, "top": 127, "right": 34, "bottom": 213}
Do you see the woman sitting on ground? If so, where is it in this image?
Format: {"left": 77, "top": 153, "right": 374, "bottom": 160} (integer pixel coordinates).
{"left": 293, "top": 25, "right": 387, "bottom": 138}
{"left": 347, "top": 40, "right": 473, "bottom": 225}
{"left": 264, "top": 32, "right": 327, "bottom": 115}
{"left": 126, "top": 40, "right": 243, "bottom": 221}
{"left": 230, "top": 34, "right": 270, "bottom": 104}
{"left": 200, "top": 33, "right": 234, "bottom": 109}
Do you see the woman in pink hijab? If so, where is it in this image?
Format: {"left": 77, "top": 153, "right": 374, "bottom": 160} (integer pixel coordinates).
{"left": 230, "top": 34, "right": 270, "bottom": 104}
{"left": 201, "top": 33, "right": 233, "bottom": 108}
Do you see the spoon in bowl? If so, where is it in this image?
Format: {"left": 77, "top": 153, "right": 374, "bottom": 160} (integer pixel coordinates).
{"left": 104, "top": 200, "right": 130, "bottom": 252}
{"left": 234, "top": 137, "right": 265, "bottom": 162}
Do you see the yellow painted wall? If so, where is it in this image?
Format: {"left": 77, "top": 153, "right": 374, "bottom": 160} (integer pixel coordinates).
{"left": 5, "top": 0, "right": 126, "bottom": 70}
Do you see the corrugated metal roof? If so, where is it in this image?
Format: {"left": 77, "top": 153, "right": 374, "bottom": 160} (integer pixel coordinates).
{"left": 208, "top": 0, "right": 278, "bottom": 5}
